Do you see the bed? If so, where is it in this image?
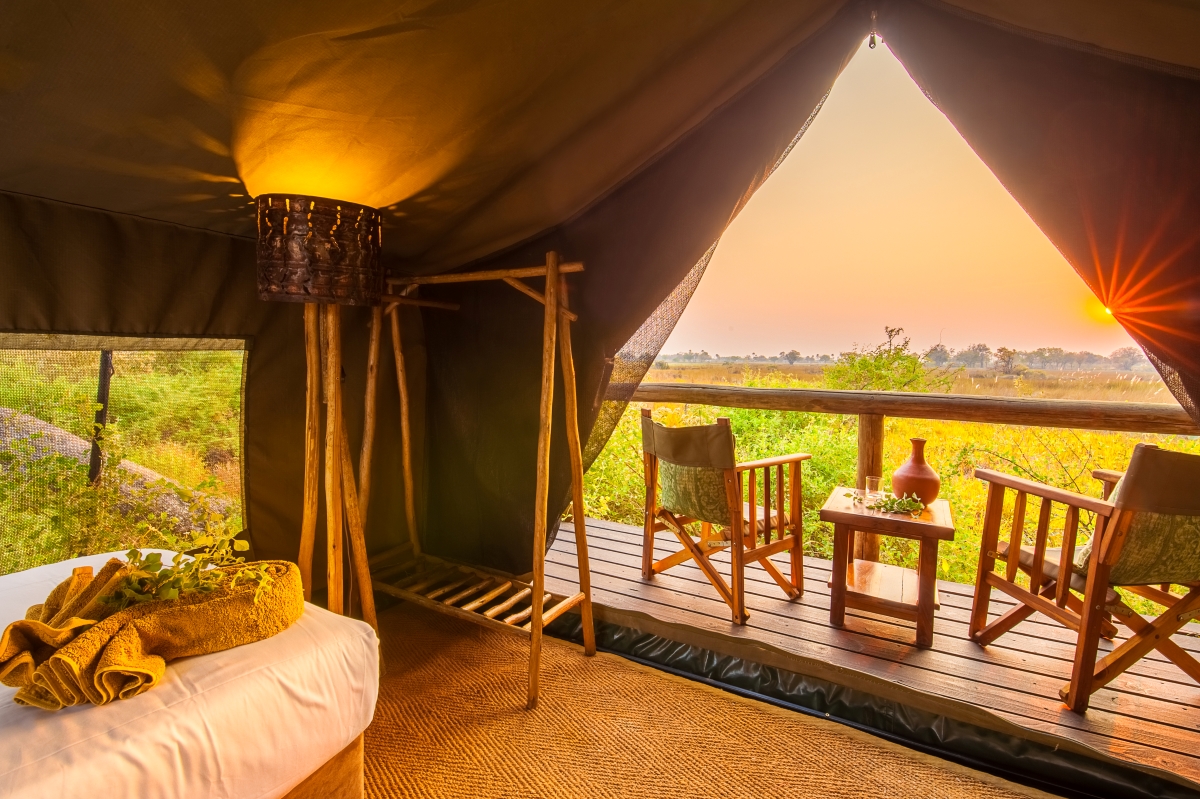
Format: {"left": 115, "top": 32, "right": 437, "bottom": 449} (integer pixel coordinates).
{"left": 0, "top": 552, "right": 379, "bottom": 799}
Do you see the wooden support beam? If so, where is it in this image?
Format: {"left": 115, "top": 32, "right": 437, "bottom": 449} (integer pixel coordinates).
{"left": 381, "top": 296, "right": 461, "bottom": 312}
{"left": 386, "top": 261, "right": 583, "bottom": 286}
{"left": 339, "top": 423, "right": 377, "bottom": 631}
{"left": 528, "top": 251, "right": 560, "bottom": 709}
{"left": 358, "top": 306, "right": 382, "bottom": 522}
{"left": 504, "top": 277, "right": 579, "bottom": 321}
{"left": 322, "top": 304, "right": 344, "bottom": 615}
{"left": 299, "top": 303, "right": 321, "bottom": 601}
{"left": 557, "top": 275, "right": 595, "bottom": 656}
{"left": 388, "top": 307, "right": 421, "bottom": 557}
{"left": 631, "top": 383, "right": 1198, "bottom": 435}
{"left": 855, "top": 413, "right": 883, "bottom": 562}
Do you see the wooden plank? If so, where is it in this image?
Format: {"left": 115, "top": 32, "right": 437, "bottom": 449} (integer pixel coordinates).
{"left": 532, "top": 592, "right": 585, "bottom": 628}
{"left": 485, "top": 587, "right": 532, "bottom": 619}
{"left": 424, "top": 574, "right": 475, "bottom": 601}
{"left": 443, "top": 578, "right": 495, "bottom": 607}
{"left": 505, "top": 594, "right": 553, "bottom": 626}
{"left": 632, "top": 383, "right": 1199, "bottom": 435}
{"left": 461, "top": 581, "right": 513, "bottom": 612}
{"left": 386, "top": 262, "right": 583, "bottom": 286}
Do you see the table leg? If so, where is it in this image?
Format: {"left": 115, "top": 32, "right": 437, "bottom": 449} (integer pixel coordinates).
{"left": 831, "top": 522, "right": 849, "bottom": 628}
{"left": 916, "top": 536, "right": 938, "bottom": 648}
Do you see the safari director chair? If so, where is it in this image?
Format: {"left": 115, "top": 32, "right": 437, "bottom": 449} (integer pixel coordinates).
{"left": 970, "top": 443, "right": 1200, "bottom": 713}
{"left": 640, "top": 409, "right": 809, "bottom": 624}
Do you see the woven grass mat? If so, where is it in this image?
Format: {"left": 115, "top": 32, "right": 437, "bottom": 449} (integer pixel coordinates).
{"left": 365, "top": 604, "right": 1052, "bottom": 799}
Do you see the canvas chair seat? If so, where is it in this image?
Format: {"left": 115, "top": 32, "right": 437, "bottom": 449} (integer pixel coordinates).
{"left": 640, "top": 410, "right": 809, "bottom": 624}
{"left": 700, "top": 504, "right": 787, "bottom": 541}
{"left": 970, "top": 444, "right": 1200, "bottom": 714}
{"left": 994, "top": 541, "right": 1120, "bottom": 605}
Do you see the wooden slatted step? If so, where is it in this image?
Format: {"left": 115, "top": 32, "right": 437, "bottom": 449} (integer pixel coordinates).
{"left": 371, "top": 555, "right": 577, "bottom": 638}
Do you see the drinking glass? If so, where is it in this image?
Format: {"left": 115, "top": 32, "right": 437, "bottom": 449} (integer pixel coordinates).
{"left": 864, "top": 476, "right": 882, "bottom": 503}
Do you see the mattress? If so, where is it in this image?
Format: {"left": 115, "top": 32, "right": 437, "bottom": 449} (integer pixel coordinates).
{"left": 0, "top": 552, "right": 379, "bottom": 799}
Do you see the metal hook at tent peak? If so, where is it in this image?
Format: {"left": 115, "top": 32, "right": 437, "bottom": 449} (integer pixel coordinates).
{"left": 869, "top": 9, "right": 878, "bottom": 49}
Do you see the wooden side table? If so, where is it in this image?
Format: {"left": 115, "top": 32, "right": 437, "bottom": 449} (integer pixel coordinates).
{"left": 820, "top": 487, "right": 955, "bottom": 648}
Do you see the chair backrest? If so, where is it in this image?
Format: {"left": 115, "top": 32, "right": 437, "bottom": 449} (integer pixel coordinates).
{"left": 1106, "top": 443, "right": 1200, "bottom": 585}
{"left": 641, "top": 413, "right": 737, "bottom": 526}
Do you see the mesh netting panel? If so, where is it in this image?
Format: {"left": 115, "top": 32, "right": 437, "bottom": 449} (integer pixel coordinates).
{"left": 1144, "top": 348, "right": 1200, "bottom": 426}
{"left": 582, "top": 244, "right": 715, "bottom": 470}
{"left": 0, "top": 343, "right": 245, "bottom": 575}
{"left": 581, "top": 93, "right": 830, "bottom": 471}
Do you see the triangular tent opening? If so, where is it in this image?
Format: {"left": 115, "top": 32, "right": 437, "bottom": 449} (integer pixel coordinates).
{"left": 668, "top": 37, "right": 1133, "bottom": 359}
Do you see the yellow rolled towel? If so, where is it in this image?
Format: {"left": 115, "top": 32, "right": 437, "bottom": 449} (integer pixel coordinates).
{"left": 0, "top": 559, "right": 304, "bottom": 711}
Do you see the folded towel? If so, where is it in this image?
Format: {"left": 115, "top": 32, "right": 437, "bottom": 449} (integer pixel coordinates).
{"left": 0, "top": 558, "right": 304, "bottom": 710}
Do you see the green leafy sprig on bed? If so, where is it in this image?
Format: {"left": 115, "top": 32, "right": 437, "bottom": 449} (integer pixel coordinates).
{"left": 102, "top": 529, "right": 274, "bottom": 610}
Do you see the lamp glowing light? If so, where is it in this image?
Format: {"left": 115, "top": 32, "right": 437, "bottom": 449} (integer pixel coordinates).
{"left": 1105, "top": 307, "right": 1113, "bottom": 315}
{"left": 255, "top": 194, "right": 383, "bottom": 306}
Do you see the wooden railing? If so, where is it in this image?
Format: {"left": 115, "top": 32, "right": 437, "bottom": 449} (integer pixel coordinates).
{"left": 631, "top": 383, "right": 1198, "bottom": 560}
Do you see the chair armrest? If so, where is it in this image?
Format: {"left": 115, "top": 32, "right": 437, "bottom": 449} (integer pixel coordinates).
{"left": 736, "top": 453, "right": 812, "bottom": 472}
{"left": 973, "top": 468, "right": 1113, "bottom": 516}
{"left": 1092, "top": 468, "right": 1124, "bottom": 500}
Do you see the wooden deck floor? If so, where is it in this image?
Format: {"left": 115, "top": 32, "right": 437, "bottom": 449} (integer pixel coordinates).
{"left": 545, "top": 518, "right": 1200, "bottom": 790}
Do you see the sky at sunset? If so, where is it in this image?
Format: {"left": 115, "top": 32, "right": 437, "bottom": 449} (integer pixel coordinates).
{"left": 663, "top": 38, "right": 1135, "bottom": 358}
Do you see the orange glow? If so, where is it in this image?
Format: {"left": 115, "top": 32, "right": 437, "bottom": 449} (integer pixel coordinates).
{"left": 665, "top": 39, "right": 1140, "bottom": 357}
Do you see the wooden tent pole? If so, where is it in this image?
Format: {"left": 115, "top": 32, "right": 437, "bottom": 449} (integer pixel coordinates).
{"left": 340, "top": 419, "right": 378, "bottom": 631}
{"left": 323, "top": 304, "right": 345, "bottom": 615}
{"left": 299, "top": 304, "right": 321, "bottom": 600}
{"left": 388, "top": 306, "right": 421, "bottom": 557}
{"left": 528, "top": 251, "right": 560, "bottom": 709}
{"left": 358, "top": 306, "right": 382, "bottom": 522}
{"left": 557, "top": 275, "right": 596, "bottom": 656}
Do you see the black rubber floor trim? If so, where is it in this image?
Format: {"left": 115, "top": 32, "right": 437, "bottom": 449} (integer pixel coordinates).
{"left": 547, "top": 615, "right": 1199, "bottom": 799}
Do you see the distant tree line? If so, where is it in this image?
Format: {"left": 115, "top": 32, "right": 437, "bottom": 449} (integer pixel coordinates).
{"left": 661, "top": 349, "right": 835, "bottom": 364}
{"left": 920, "top": 343, "right": 1149, "bottom": 373}
{"left": 660, "top": 342, "right": 1150, "bottom": 372}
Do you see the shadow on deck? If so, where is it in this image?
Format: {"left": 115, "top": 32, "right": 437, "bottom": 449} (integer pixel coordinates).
{"left": 546, "top": 518, "right": 1200, "bottom": 796}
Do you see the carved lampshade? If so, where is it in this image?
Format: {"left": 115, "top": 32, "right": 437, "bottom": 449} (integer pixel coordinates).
{"left": 255, "top": 194, "right": 383, "bottom": 305}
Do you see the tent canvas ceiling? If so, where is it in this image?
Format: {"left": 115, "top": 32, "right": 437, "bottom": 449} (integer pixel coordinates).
{"left": 2, "top": 0, "right": 1200, "bottom": 574}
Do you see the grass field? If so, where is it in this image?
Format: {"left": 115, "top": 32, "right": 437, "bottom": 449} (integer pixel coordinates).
{"left": 0, "top": 349, "right": 244, "bottom": 574}
{"left": 586, "top": 363, "right": 1199, "bottom": 615}
{"left": 647, "top": 361, "right": 1174, "bottom": 402}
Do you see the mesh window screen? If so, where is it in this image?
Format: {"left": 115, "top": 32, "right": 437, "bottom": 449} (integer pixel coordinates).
{"left": 582, "top": 245, "right": 715, "bottom": 471}
{"left": 0, "top": 336, "right": 246, "bottom": 575}
{"left": 581, "top": 92, "right": 831, "bottom": 469}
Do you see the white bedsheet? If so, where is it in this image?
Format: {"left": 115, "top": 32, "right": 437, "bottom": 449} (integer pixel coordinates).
{"left": 0, "top": 552, "right": 379, "bottom": 799}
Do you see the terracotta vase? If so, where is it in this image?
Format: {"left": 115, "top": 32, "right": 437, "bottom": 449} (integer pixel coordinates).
{"left": 890, "top": 438, "right": 941, "bottom": 505}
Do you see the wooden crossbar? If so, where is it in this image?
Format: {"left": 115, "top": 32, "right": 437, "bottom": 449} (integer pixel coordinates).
{"left": 386, "top": 262, "right": 584, "bottom": 286}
